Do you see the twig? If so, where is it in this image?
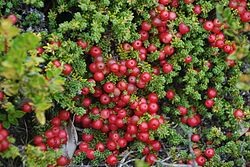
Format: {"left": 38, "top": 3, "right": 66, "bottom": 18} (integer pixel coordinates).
{"left": 118, "top": 151, "right": 134, "bottom": 167}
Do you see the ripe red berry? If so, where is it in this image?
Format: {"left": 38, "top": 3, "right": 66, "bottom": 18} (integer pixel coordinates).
{"left": 0, "top": 91, "right": 4, "bottom": 101}
{"left": 21, "top": 103, "right": 32, "bottom": 113}
{"left": 140, "top": 72, "right": 152, "bottom": 82}
{"left": 103, "top": 82, "right": 115, "bottom": 93}
{"left": 82, "top": 133, "right": 94, "bottom": 142}
{"left": 37, "top": 47, "right": 44, "bottom": 55}
{"left": 126, "top": 59, "right": 137, "bottom": 69}
{"left": 191, "top": 134, "right": 201, "bottom": 142}
{"left": 53, "top": 60, "right": 61, "bottom": 68}
{"left": 132, "top": 40, "right": 143, "bottom": 50}
{"left": 57, "top": 156, "right": 68, "bottom": 166}
{"left": 95, "top": 142, "right": 105, "bottom": 152}
{"left": 79, "top": 142, "right": 89, "bottom": 152}
{"left": 164, "top": 45, "right": 175, "bottom": 55}
{"left": 203, "top": 21, "right": 214, "bottom": 31}
{"left": 137, "top": 132, "right": 149, "bottom": 142}
{"left": 166, "top": 90, "right": 175, "bottom": 100}
{"left": 107, "top": 154, "right": 118, "bottom": 166}
{"left": 94, "top": 72, "right": 105, "bottom": 82}
{"left": 163, "top": 63, "right": 173, "bottom": 74}
{"left": 187, "top": 116, "right": 200, "bottom": 127}
{"left": 86, "top": 149, "right": 95, "bottom": 160}
{"left": 107, "top": 140, "right": 117, "bottom": 151}
{"left": 207, "top": 88, "right": 217, "bottom": 99}
{"left": 205, "top": 148, "right": 215, "bottom": 158}
{"left": 59, "top": 110, "right": 70, "bottom": 121}
{"left": 193, "top": 5, "right": 202, "bottom": 14}
{"left": 7, "top": 14, "right": 17, "bottom": 24}
{"left": 195, "top": 155, "right": 206, "bottom": 166}
{"left": 159, "top": 32, "right": 172, "bottom": 43}
{"left": 33, "top": 135, "right": 43, "bottom": 146}
{"left": 177, "top": 106, "right": 188, "bottom": 116}
{"left": 240, "top": 11, "right": 250, "bottom": 22}
{"left": 233, "top": 109, "right": 244, "bottom": 119}
{"left": 90, "top": 46, "right": 102, "bottom": 57}
{"left": 63, "top": 64, "right": 73, "bottom": 75}
{"left": 205, "top": 99, "right": 214, "bottom": 108}
{"left": 77, "top": 40, "right": 88, "bottom": 50}
{"left": 184, "top": 56, "right": 192, "bottom": 63}
{"left": 179, "top": 23, "right": 190, "bottom": 35}
{"left": 151, "top": 140, "right": 161, "bottom": 151}
{"left": 146, "top": 154, "right": 157, "bottom": 165}
{"left": 148, "top": 118, "right": 160, "bottom": 130}
{"left": 117, "top": 138, "right": 127, "bottom": 148}
{"left": 141, "top": 21, "right": 152, "bottom": 31}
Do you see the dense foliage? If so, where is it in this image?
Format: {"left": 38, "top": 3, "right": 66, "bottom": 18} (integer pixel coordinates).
{"left": 0, "top": 0, "right": 249, "bottom": 166}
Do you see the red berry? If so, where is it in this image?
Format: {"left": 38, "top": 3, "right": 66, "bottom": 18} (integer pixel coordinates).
{"left": 160, "top": 10, "right": 169, "bottom": 20}
{"left": 107, "top": 155, "right": 118, "bottom": 166}
{"left": 184, "top": 56, "right": 192, "bottom": 63}
{"left": 151, "top": 140, "right": 161, "bottom": 151}
{"left": 100, "top": 94, "right": 111, "bottom": 104}
{"left": 95, "top": 142, "right": 105, "bottom": 152}
{"left": 207, "top": 88, "right": 217, "bottom": 99}
{"left": 7, "top": 14, "right": 17, "bottom": 24}
{"left": 195, "top": 156, "right": 206, "bottom": 166}
{"left": 233, "top": 109, "right": 244, "bottom": 119}
{"left": 240, "top": 11, "right": 250, "bottom": 22}
{"left": 169, "top": 11, "right": 177, "bottom": 20}
{"left": 132, "top": 40, "right": 142, "bottom": 50}
{"left": 148, "top": 118, "right": 160, "bottom": 130}
{"left": 82, "top": 133, "right": 94, "bottom": 142}
{"left": 37, "top": 47, "right": 44, "bottom": 55}
{"left": 203, "top": 21, "right": 214, "bottom": 31}
{"left": 205, "top": 99, "right": 214, "bottom": 108}
{"left": 205, "top": 148, "right": 215, "bottom": 158}
{"left": 179, "top": 23, "right": 190, "bottom": 35}
{"left": 57, "top": 156, "right": 68, "bottom": 166}
{"left": 92, "top": 119, "right": 103, "bottom": 130}
{"left": 103, "top": 82, "right": 115, "bottom": 93}
{"left": 166, "top": 90, "right": 175, "bottom": 100}
{"left": 126, "top": 59, "right": 137, "bottom": 69}
{"left": 59, "top": 110, "right": 70, "bottom": 121}
{"left": 79, "top": 142, "right": 89, "bottom": 152}
{"left": 164, "top": 45, "right": 175, "bottom": 55}
{"left": 0, "top": 91, "right": 4, "bottom": 101}
{"left": 117, "top": 138, "right": 127, "bottom": 148}
{"left": 137, "top": 132, "right": 149, "bottom": 142}
{"left": 159, "top": 32, "right": 172, "bottom": 44}
{"left": 187, "top": 116, "right": 199, "bottom": 127}
{"left": 86, "top": 149, "right": 95, "bottom": 160}
{"left": 77, "top": 40, "right": 88, "bottom": 50}
{"left": 146, "top": 154, "right": 157, "bottom": 165}
{"left": 90, "top": 46, "right": 102, "bottom": 57}
{"left": 163, "top": 63, "right": 173, "bottom": 74}
{"left": 63, "top": 64, "right": 72, "bottom": 75}
{"left": 193, "top": 5, "right": 202, "bottom": 14}
{"left": 191, "top": 134, "right": 201, "bottom": 142}
{"left": 94, "top": 72, "right": 105, "bottom": 82}
{"left": 107, "top": 140, "right": 117, "bottom": 151}
{"left": 21, "top": 103, "right": 32, "bottom": 113}
{"left": 141, "top": 21, "right": 152, "bottom": 31}
{"left": 34, "top": 135, "right": 43, "bottom": 146}
{"left": 178, "top": 106, "right": 188, "bottom": 116}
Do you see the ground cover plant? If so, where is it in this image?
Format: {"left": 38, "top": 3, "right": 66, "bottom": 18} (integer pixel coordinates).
{"left": 0, "top": 0, "right": 249, "bottom": 166}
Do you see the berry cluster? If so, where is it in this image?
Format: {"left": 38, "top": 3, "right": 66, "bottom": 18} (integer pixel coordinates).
{"left": 33, "top": 110, "right": 69, "bottom": 164}
{"left": 0, "top": 123, "right": 10, "bottom": 152}
{"left": 229, "top": 0, "right": 250, "bottom": 22}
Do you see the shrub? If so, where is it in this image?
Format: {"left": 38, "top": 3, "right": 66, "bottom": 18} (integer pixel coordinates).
{"left": 0, "top": 0, "right": 249, "bottom": 166}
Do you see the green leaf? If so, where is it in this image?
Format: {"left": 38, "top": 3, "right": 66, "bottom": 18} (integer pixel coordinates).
{"left": 36, "top": 111, "right": 46, "bottom": 125}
